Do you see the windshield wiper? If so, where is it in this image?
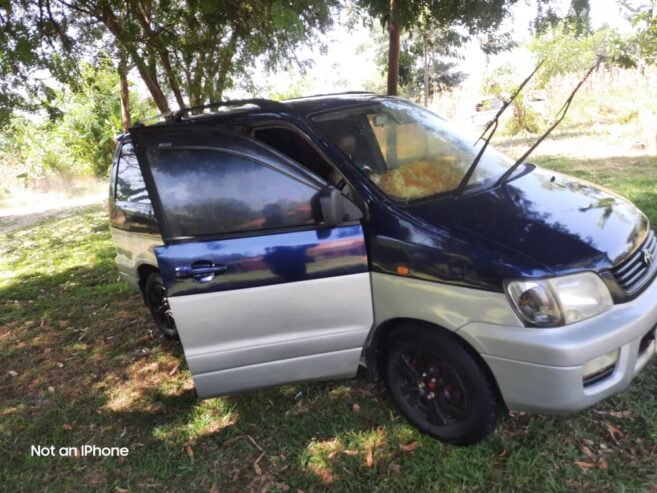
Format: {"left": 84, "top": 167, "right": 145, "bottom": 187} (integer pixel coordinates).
{"left": 495, "top": 57, "right": 603, "bottom": 186}
{"left": 456, "top": 60, "right": 544, "bottom": 195}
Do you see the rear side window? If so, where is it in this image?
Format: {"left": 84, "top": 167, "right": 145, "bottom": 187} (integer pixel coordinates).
{"left": 116, "top": 144, "right": 150, "bottom": 204}
{"left": 149, "top": 148, "right": 318, "bottom": 238}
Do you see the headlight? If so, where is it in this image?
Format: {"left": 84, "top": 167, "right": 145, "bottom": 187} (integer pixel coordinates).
{"left": 506, "top": 272, "right": 613, "bottom": 327}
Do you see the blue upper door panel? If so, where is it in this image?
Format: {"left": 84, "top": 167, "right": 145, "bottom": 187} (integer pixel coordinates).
{"left": 156, "top": 225, "right": 368, "bottom": 297}
{"left": 129, "top": 124, "right": 374, "bottom": 398}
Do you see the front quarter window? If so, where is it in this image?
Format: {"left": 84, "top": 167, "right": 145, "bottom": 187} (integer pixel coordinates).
{"left": 312, "top": 99, "right": 513, "bottom": 201}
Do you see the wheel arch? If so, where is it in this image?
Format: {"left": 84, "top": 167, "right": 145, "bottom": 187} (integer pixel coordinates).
{"left": 137, "top": 263, "right": 160, "bottom": 305}
{"left": 364, "top": 317, "right": 505, "bottom": 407}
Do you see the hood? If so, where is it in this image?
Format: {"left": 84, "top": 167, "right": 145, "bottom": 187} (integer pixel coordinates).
{"left": 408, "top": 166, "right": 649, "bottom": 273}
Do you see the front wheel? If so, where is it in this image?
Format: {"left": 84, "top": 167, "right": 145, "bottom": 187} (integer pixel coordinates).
{"left": 144, "top": 273, "right": 179, "bottom": 340}
{"left": 384, "top": 325, "right": 500, "bottom": 446}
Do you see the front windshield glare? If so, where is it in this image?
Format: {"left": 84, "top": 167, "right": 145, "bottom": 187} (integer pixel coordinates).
{"left": 312, "top": 99, "right": 513, "bottom": 201}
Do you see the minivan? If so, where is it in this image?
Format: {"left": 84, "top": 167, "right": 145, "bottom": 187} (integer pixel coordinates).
{"left": 109, "top": 93, "right": 657, "bottom": 445}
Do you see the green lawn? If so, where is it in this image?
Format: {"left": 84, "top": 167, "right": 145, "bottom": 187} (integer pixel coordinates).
{"left": 1, "top": 154, "right": 657, "bottom": 492}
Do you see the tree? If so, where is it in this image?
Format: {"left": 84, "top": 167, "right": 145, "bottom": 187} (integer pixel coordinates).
{"left": 2, "top": 59, "right": 153, "bottom": 178}
{"left": 356, "top": 0, "right": 517, "bottom": 96}
{"left": 620, "top": 1, "right": 657, "bottom": 65}
{"left": 371, "top": 25, "right": 467, "bottom": 103}
{"left": 357, "top": 0, "right": 594, "bottom": 97}
{"left": 1, "top": 0, "right": 337, "bottom": 117}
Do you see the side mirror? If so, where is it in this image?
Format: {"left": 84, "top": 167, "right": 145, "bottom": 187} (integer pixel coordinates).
{"left": 318, "top": 187, "right": 345, "bottom": 227}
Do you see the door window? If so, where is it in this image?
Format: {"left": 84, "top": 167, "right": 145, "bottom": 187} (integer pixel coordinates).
{"left": 111, "top": 143, "right": 156, "bottom": 232}
{"left": 149, "top": 148, "right": 319, "bottom": 238}
{"left": 116, "top": 144, "right": 151, "bottom": 204}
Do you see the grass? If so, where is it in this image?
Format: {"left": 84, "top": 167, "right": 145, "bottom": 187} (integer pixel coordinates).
{"left": 1, "top": 147, "right": 657, "bottom": 492}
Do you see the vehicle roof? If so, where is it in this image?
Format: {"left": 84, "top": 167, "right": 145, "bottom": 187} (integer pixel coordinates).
{"left": 118, "top": 92, "right": 383, "bottom": 140}
{"left": 281, "top": 92, "right": 379, "bottom": 115}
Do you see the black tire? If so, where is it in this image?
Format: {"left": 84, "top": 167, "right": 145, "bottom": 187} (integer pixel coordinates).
{"left": 384, "top": 324, "right": 500, "bottom": 446}
{"left": 144, "top": 273, "right": 179, "bottom": 340}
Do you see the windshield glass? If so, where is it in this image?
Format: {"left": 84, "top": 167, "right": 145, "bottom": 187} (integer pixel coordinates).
{"left": 312, "top": 99, "right": 514, "bottom": 201}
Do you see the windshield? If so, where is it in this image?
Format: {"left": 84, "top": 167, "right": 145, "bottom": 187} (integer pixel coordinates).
{"left": 312, "top": 99, "right": 514, "bottom": 201}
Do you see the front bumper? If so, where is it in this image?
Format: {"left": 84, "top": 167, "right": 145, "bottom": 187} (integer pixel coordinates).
{"left": 457, "top": 275, "right": 657, "bottom": 414}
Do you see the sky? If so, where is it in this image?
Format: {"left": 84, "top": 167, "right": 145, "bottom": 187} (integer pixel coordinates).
{"left": 238, "top": 0, "right": 634, "bottom": 100}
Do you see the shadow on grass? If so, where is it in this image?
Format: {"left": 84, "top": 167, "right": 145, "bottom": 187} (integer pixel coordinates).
{"left": 0, "top": 261, "right": 399, "bottom": 491}
{"left": 3, "top": 186, "right": 657, "bottom": 491}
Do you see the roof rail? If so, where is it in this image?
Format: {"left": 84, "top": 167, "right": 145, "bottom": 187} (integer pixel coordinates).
{"left": 133, "top": 98, "right": 289, "bottom": 127}
{"left": 283, "top": 91, "right": 375, "bottom": 101}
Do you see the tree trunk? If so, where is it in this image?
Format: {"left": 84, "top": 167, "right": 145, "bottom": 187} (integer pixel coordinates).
{"left": 423, "top": 28, "right": 429, "bottom": 107}
{"left": 118, "top": 53, "right": 131, "bottom": 132}
{"left": 100, "top": 8, "right": 171, "bottom": 114}
{"left": 387, "top": 0, "right": 401, "bottom": 96}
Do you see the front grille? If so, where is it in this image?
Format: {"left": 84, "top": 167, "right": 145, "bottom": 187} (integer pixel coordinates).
{"left": 611, "top": 230, "right": 657, "bottom": 295}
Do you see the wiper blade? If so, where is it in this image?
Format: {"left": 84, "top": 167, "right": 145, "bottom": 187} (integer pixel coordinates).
{"left": 456, "top": 60, "right": 544, "bottom": 195}
{"left": 495, "top": 57, "right": 603, "bottom": 186}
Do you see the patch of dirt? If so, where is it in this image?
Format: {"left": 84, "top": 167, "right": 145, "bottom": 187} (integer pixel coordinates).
{"left": 0, "top": 194, "right": 104, "bottom": 234}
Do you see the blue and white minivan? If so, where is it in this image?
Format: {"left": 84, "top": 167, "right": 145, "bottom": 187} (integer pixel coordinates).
{"left": 109, "top": 93, "right": 657, "bottom": 445}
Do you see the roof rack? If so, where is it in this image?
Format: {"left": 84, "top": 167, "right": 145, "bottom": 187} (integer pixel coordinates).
{"left": 133, "top": 98, "right": 289, "bottom": 127}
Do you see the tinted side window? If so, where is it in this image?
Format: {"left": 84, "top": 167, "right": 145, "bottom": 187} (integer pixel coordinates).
{"left": 150, "top": 148, "right": 318, "bottom": 238}
{"left": 116, "top": 144, "right": 151, "bottom": 204}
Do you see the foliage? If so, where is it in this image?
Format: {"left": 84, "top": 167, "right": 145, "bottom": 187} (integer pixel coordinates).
{"left": 1, "top": 60, "right": 152, "bottom": 179}
{"left": 483, "top": 64, "right": 546, "bottom": 135}
{"left": 529, "top": 25, "right": 621, "bottom": 84}
{"left": 0, "top": 0, "right": 82, "bottom": 124}
{"left": 1, "top": 0, "right": 337, "bottom": 115}
{"left": 357, "top": 0, "right": 515, "bottom": 35}
{"left": 617, "top": 1, "right": 657, "bottom": 66}
{"left": 533, "top": 0, "right": 591, "bottom": 36}
{"left": 371, "top": 26, "right": 467, "bottom": 98}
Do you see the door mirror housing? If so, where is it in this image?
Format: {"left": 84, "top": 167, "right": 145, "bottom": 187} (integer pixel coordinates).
{"left": 318, "top": 187, "right": 345, "bottom": 227}
{"left": 315, "top": 186, "right": 363, "bottom": 227}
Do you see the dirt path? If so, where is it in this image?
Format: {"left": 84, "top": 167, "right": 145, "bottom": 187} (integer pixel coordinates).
{"left": 0, "top": 194, "right": 104, "bottom": 235}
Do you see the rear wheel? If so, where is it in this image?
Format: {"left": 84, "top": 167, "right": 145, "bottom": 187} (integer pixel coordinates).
{"left": 145, "top": 273, "right": 179, "bottom": 340}
{"left": 384, "top": 325, "right": 500, "bottom": 446}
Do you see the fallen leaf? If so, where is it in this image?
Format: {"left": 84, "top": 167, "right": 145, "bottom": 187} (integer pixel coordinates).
{"left": 582, "top": 446, "right": 595, "bottom": 460}
{"left": 598, "top": 458, "right": 609, "bottom": 470}
{"left": 399, "top": 442, "right": 419, "bottom": 452}
{"left": 358, "top": 387, "right": 376, "bottom": 397}
{"left": 62, "top": 424, "right": 73, "bottom": 431}
{"left": 115, "top": 488, "right": 129, "bottom": 493}
{"left": 47, "top": 386, "right": 55, "bottom": 393}
{"left": 209, "top": 483, "right": 219, "bottom": 493}
{"left": 365, "top": 447, "right": 373, "bottom": 467}
{"left": 343, "top": 449, "right": 359, "bottom": 456}
{"left": 7, "top": 370, "right": 18, "bottom": 377}
{"left": 497, "top": 449, "right": 508, "bottom": 458}
{"left": 574, "top": 461, "right": 597, "bottom": 470}
{"left": 185, "top": 445, "right": 194, "bottom": 460}
{"left": 610, "top": 410, "right": 632, "bottom": 419}
{"left": 254, "top": 462, "right": 263, "bottom": 476}
{"left": 352, "top": 403, "right": 361, "bottom": 413}
{"left": 274, "top": 482, "right": 290, "bottom": 491}
{"left": 603, "top": 422, "right": 623, "bottom": 444}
